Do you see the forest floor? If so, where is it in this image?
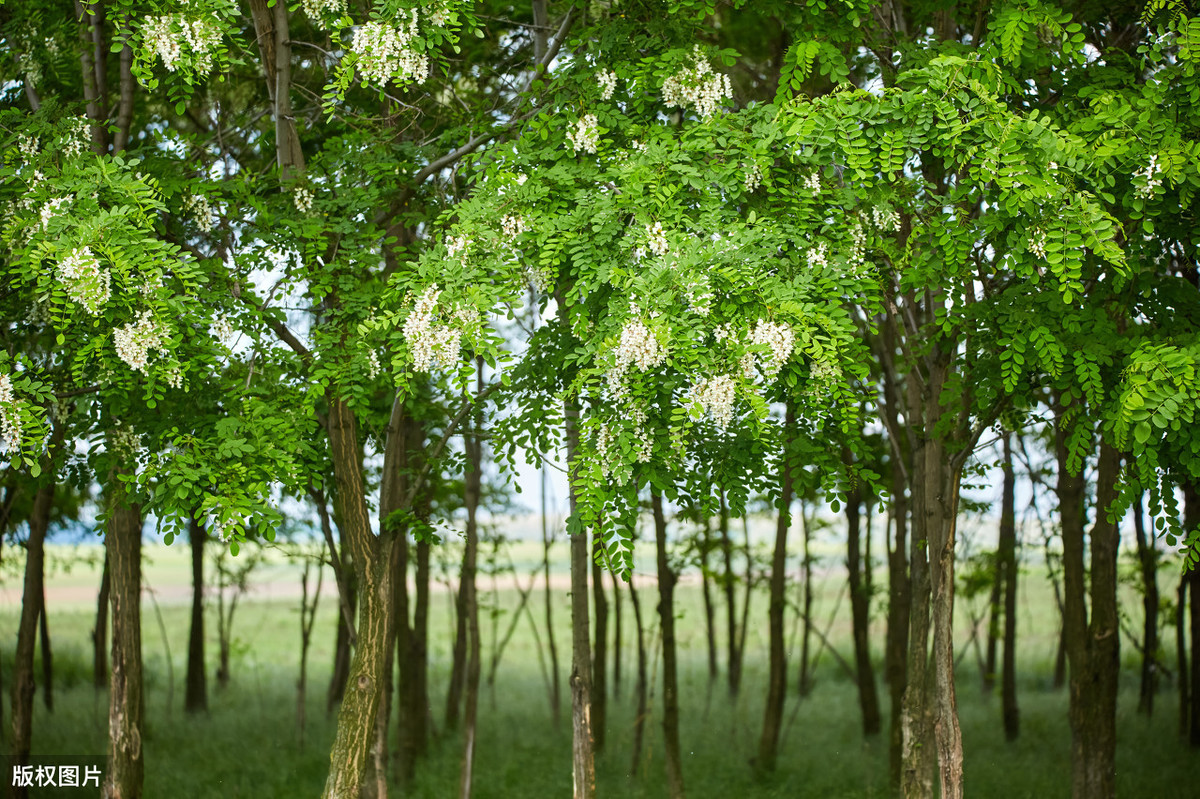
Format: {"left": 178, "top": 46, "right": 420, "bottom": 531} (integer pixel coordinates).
{"left": 0, "top": 541, "right": 1193, "bottom": 797}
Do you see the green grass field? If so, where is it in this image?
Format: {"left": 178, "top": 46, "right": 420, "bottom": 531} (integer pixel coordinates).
{"left": 0, "top": 538, "right": 1193, "bottom": 797}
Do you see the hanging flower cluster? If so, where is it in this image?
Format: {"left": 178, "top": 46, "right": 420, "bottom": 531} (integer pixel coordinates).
{"left": 598, "top": 69, "right": 618, "bottom": 100}
{"left": 38, "top": 197, "right": 69, "bottom": 229}
{"left": 114, "top": 311, "right": 168, "bottom": 373}
{"left": 607, "top": 316, "right": 668, "bottom": 399}
{"left": 402, "top": 285, "right": 476, "bottom": 372}
{"left": 743, "top": 161, "right": 762, "bottom": 192}
{"left": 353, "top": 14, "right": 429, "bottom": 86}
{"left": 210, "top": 315, "right": 234, "bottom": 345}
{"left": 0, "top": 373, "right": 21, "bottom": 453}
{"left": 142, "top": 15, "right": 223, "bottom": 73}
{"left": 567, "top": 113, "right": 601, "bottom": 155}
{"left": 501, "top": 214, "right": 527, "bottom": 238}
{"left": 301, "top": 0, "right": 347, "bottom": 28}
{"left": 1134, "top": 155, "right": 1162, "bottom": 200}
{"left": 646, "top": 222, "right": 669, "bottom": 256}
{"left": 183, "top": 193, "right": 214, "bottom": 233}
{"left": 57, "top": 247, "right": 111, "bottom": 315}
{"left": 748, "top": 320, "right": 796, "bottom": 378}
{"left": 292, "top": 186, "right": 314, "bottom": 215}
{"left": 1028, "top": 228, "right": 1047, "bottom": 259}
{"left": 690, "top": 374, "right": 736, "bottom": 429}
{"left": 871, "top": 205, "right": 901, "bottom": 232}
{"left": 662, "top": 46, "right": 732, "bottom": 120}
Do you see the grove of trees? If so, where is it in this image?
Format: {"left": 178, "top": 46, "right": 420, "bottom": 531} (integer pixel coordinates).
{"left": 1, "top": 1, "right": 1199, "bottom": 798}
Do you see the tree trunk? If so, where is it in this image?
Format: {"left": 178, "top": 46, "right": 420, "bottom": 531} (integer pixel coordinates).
{"left": 652, "top": 494, "right": 686, "bottom": 799}
{"left": 445, "top": 552, "right": 470, "bottom": 732}
{"left": 700, "top": 520, "right": 718, "bottom": 687}
{"left": 718, "top": 491, "right": 742, "bottom": 697}
{"left": 328, "top": 563, "right": 358, "bottom": 711}
{"left": 628, "top": 570, "right": 648, "bottom": 777}
{"left": 885, "top": 439, "right": 910, "bottom": 791}
{"left": 798, "top": 499, "right": 814, "bottom": 697}
{"left": 541, "top": 466, "right": 561, "bottom": 728}
{"left": 612, "top": 566, "right": 623, "bottom": 702}
{"left": 1132, "top": 493, "right": 1158, "bottom": 716}
{"left": 900, "top": 434, "right": 935, "bottom": 799}
{"left": 846, "top": 457, "right": 881, "bottom": 737}
{"left": 105, "top": 474, "right": 144, "bottom": 799}
{"left": 185, "top": 517, "right": 207, "bottom": 714}
{"left": 1060, "top": 428, "right": 1120, "bottom": 799}
{"left": 983, "top": 555, "right": 1002, "bottom": 695}
{"left": 1185, "top": 483, "right": 1200, "bottom": 747}
{"left": 564, "top": 397, "right": 595, "bottom": 799}
{"left": 12, "top": 479, "right": 54, "bottom": 789}
{"left": 93, "top": 553, "right": 110, "bottom": 689}
{"left": 1177, "top": 576, "right": 1189, "bottom": 738}
{"left": 458, "top": 365, "right": 483, "bottom": 799}
{"left": 38, "top": 584, "right": 53, "bottom": 713}
{"left": 591, "top": 538, "right": 608, "bottom": 753}
{"left": 998, "top": 434, "right": 1019, "bottom": 741}
{"left": 321, "top": 398, "right": 395, "bottom": 799}
{"left": 757, "top": 403, "right": 795, "bottom": 772}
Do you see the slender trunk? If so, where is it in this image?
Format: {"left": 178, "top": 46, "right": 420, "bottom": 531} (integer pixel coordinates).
{"left": 998, "top": 434, "right": 1019, "bottom": 741}
{"left": 328, "top": 564, "right": 358, "bottom": 710}
{"left": 12, "top": 480, "right": 54, "bottom": 788}
{"left": 38, "top": 584, "right": 53, "bottom": 713}
{"left": 105, "top": 473, "right": 143, "bottom": 799}
{"left": 458, "top": 362, "right": 483, "bottom": 799}
{"left": 93, "top": 554, "right": 110, "bottom": 689}
{"left": 983, "top": 555, "right": 1002, "bottom": 695}
{"left": 1178, "top": 577, "right": 1189, "bottom": 738}
{"left": 298, "top": 557, "right": 322, "bottom": 748}
{"left": 612, "top": 566, "right": 623, "bottom": 703}
{"left": 322, "top": 398, "right": 393, "bottom": 799}
{"left": 185, "top": 517, "right": 207, "bottom": 714}
{"left": 564, "top": 397, "right": 595, "bottom": 799}
{"left": 1185, "top": 483, "right": 1200, "bottom": 747}
{"left": 900, "top": 433, "right": 934, "bottom": 799}
{"left": 757, "top": 403, "right": 795, "bottom": 772}
{"left": 628, "top": 571, "right": 648, "bottom": 777}
{"left": 885, "top": 443, "right": 910, "bottom": 791}
{"left": 1133, "top": 492, "right": 1158, "bottom": 716}
{"left": 652, "top": 494, "right": 686, "bottom": 798}
{"left": 700, "top": 520, "right": 718, "bottom": 686}
{"left": 542, "top": 466, "right": 561, "bottom": 728}
{"left": 445, "top": 552, "right": 470, "bottom": 732}
{"left": 414, "top": 539, "right": 431, "bottom": 753}
{"left": 719, "top": 492, "right": 741, "bottom": 697}
{"left": 846, "top": 460, "right": 881, "bottom": 736}
{"left": 798, "top": 500, "right": 814, "bottom": 697}
{"left": 591, "top": 538, "right": 609, "bottom": 753}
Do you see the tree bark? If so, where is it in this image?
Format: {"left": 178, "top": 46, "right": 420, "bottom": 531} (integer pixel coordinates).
{"left": 653, "top": 494, "right": 686, "bottom": 798}
{"left": 564, "top": 397, "right": 595, "bottom": 799}
{"left": 542, "top": 466, "right": 561, "bottom": 728}
{"left": 798, "top": 499, "right": 814, "bottom": 698}
{"left": 1185, "top": 482, "right": 1200, "bottom": 747}
{"left": 38, "top": 584, "right": 53, "bottom": 713}
{"left": 458, "top": 362, "right": 483, "bottom": 799}
{"left": 757, "top": 403, "right": 795, "bottom": 772}
{"left": 185, "top": 516, "right": 207, "bottom": 714}
{"left": 628, "top": 568, "right": 648, "bottom": 777}
{"left": 700, "top": 520, "right": 718, "bottom": 687}
{"left": 328, "top": 561, "right": 358, "bottom": 711}
{"left": 998, "top": 434, "right": 1019, "bottom": 741}
{"left": 445, "top": 550, "right": 470, "bottom": 732}
{"left": 884, "top": 434, "right": 911, "bottom": 791}
{"left": 1178, "top": 576, "right": 1189, "bottom": 738}
{"left": 1060, "top": 429, "right": 1121, "bottom": 799}
{"left": 12, "top": 479, "right": 54, "bottom": 791}
{"left": 591, "top": 536, "right": 609, "bottom": 753}
{"left": 105, "top": 472, "right": 144, "bottom": 799}
{"left": 93, "top": 553, "right": 110, "bottom": 689}
{"left": 1132, "top": 492, "right": 1158, "bottom": 716}
{"left": 718, "top": 491, "right": 743, "bottom": 697}
{"left": 845, "top": 454, "right": 882, "bottom": 737}
{"left": 612, "top": 566, "right": 623, "bottom": 702}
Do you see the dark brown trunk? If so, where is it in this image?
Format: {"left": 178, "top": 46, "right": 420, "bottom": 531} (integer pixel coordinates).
{"left": 542, "top": 467, "right": 561, "bottom": 727}
{"left": 591, "top": 539, "right": 608, "bottom": 753}
{"left": 652, "top": 494, "right": 686, "bottom": 798}
{"left": 414, "top": 539, "right": 431, "bottom": 751}
{"left": 322, "top": 398, "right": 393, "bottom": 799}
{"left": 105, "top": 474, "right": 143, "bottom": 799}
{"left": 757, "top": 403, "right": 795, "bottom": 772}
{"left": 700, "top": 520, "right": 718, "bottom": 686}
{"left": 38, "top": 584, "right": 53, "bottom": 713}
{"left": 612, "top": 566, "right": 623, "bottom": 702}
{"left": 1133, "top": 493, "right": 1158, "bottom": 716}
{"left": 1185, "top": 483, "right": 1200, "bottom": 747}
{"left": 185, "top": 517, "right": 207, "bottom": 714}
{"left": 983, "top": 556, "right": 1002, "bottom": 695}
{"left": 798, "top": 500, "right": 814, "bottom": 697}
{"left": 328, "top": 562, "right": 358, "bottom": 711}
{"left": 1177, "top": 576, "right": 1189, "bottom": 738}
{"left": 93, "top": 554, "right": 110, "bottom": 689}
{"left": 564, "top": 397, "right": 595, "bottom": 799}
{"left": 885, "top": 440, "right": 910, "bottom": 791}
{"left": 900, "top": 434, "right": 934, "bottom": 799}
{"left": 846, "top": 459, "right": 881, "bottom": 736}
{"left": 628, "top": 571, "right": 648, "bottom": 777}
{"left": 718, "top": 492, "right": 742, "bottom": 697}
{"left": 12, "top": 480, "right": 54, "bottom": 787}
{"left": 458, "top": 363, "right": 483, "bottom": 799}
{"left": 999, "top": 435, "right": 1019, "bottom": 741}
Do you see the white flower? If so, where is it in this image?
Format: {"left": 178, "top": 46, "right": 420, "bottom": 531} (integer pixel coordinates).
{"left": 353, "top": 15, "right": 429, "bottom": 86}
{"left": 183, "top": 193, "right": 214, "bottom": 233}
{"left": 114, "top": 311, "right": 168, "bottom": 373}
{"left": 501, "top": 214, "right": 527, "bottom": 238}
{"left": 402, "top": 285, "right": 465, "bottom": 371}
{"left": 366, "top": 350, "right": 382, "bottom": 379}
{"left": 57, "top": 247, "right": 111, "bottom": 315}
{"left": 690, "top": 374, "right": 737, "bottom": 429}
{"left": 871, "top": 205, "right": 900, "bottom": 232}
{"left": 302, "top": 0, "right": 346, "bottom": 27}
{"left": 17, "top": 135, "right": 38, "bottom": 160}
{"left": 748, "top": 320, "right": 795, "bottom": 378}
{"left": 39, "top": 197, "right": 69, "bottom": 229}
{"left": 646, "top": 222, "right": 669, "bottom": 256}
{"left": 1134, "top": 155, "right": 1162, "bottom": 199}
{"left": 807, "top": 241, "right": 830, "bottom": 269}
{"left": 293, "top": 186, "right": 314, "bottom": 214}
{"left": 631, "top": 139, "right": 647, "bottom": 152}
{"left": 804, "top": 173, "right": 821, "bottom": 195}
{"left": 143, "top": 15, "right": 222, "bottom": 73}
{"left": 211, "top": 315, "right": 234, "bottom": 344}
{"left": 0, "top": 373, "right": 22, "bottom": 453}
{"left": 446, "top": 235, "right": 469, "bottom": 257}
{"left": 598, "top": 69, "right": 618, "bottom": 100}
{"left": 567, "top": 113, "right": 601, "bottom": 155}
{"left": 848, "top": 222, "right": 868, "bottom": 270}
{"left": 743, "top": 162, "right": 762, "bottom": 193}
{"left": 662, "top": 46, "right": 732, "bottom": 120}
{"left": 515, "top": 173, "right": 528, "bottom": 185}
{"left": 1028, "top": 228, "right": 1047, "bottom": 259}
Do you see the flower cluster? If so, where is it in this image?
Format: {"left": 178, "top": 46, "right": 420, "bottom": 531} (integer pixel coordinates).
{"left": 114, "top": 311, "right": 168, "bottom": 373}
{"left": 0, "top": 373, "right": 21, "bottom": 453}
{"left": 353, "top": 15, "right": 429, "bottom": 86}
{"left": 39, "top": 197, "right": 69, "bottom": 229}
{"left": 567, "top": 113, "right": 601, "bottom": 155}
{"left": 366, "top": 350, "right": 382, "bottom": 380}
{"left": 804, "top": 173, "right": 821, "bottom": 195}
{"left": 402, "top": 285, "right": 471, "bottom": 372}
{"left": 871, "top": 205, "right": 900, "bottom": 232}
{"left": 301, "top": 0, "right": 346, "bottom": 27}
{"left": 183, "top": 193, "right": 214, "bottom": 233}
{"left": 596, "top": 423, "right": 617, "bottom": 479}
{"left": 662, "top": 46, "right": 732, "bottom": 120}
{"left": 59, "top": 119, "right": 90, "bottom": 160}
{"left": 446, "top": 235, "right": 469, "bottom": 257}
{"left": 143, "top": 16, "right": 223, "bottom": 73}
{"left": 848, "top": 222, "right": 868, "bottom": 270}
{"left": 743, "top": 161, "right": 762, "bottom": 193}
{"left": 807, "top": 359, "right": 842, "bottom": 395}
{"left": 682, "top": 274, "right": 713, "bottom": 316}
{"left": 630, "top": 406, "right": 653, "bottom": 463}
{"left": 293, "top": 186, "right": 314, "bottom": 214}
{"left": 211, "top": 315, "right": 234, "bottom": 344}
{"left": 1134, "top": 155, "right": 1162, "bottom": 200}
{"left": 17, "top": 135, "right": 38, "bottom": 160}
{"left": 57, "top": 247, "right": 111, "bottom": 315}
{"left": 598, "top": 69, "right": 618, "bottom": 100}
{"left": 748, "top": 320, "right": 795, "bottom": 378}
{"left": 1028, "top": 228, "right": 1047, "bottom": 260}
{"left": 807, "top": 241, "right": 830, "bottom": 269}
{"left": 501, "top": 214, "right": 527, "bottom": 238}
{"left": 108, "top": 425, "right": 143, "bottom": 459}
{"left": 646, "top": 222, "right": 669, "bottom": 256}
{"left": 608, "top": 316, "right": 667, "bottom": 399}
{"left": 690, "top": 374, "right": 736, "bottom": 429}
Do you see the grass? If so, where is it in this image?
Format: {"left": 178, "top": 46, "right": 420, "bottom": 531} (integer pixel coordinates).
{"left": 0, "top": 540, "right": 1194, "bottom": 797}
